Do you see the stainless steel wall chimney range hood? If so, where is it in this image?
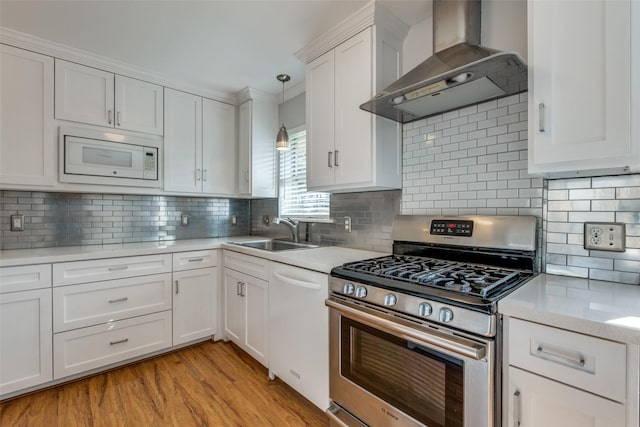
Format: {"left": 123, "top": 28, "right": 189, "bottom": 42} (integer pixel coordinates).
{"left": 360, "top": 0, "right": 527, "bottom": 123}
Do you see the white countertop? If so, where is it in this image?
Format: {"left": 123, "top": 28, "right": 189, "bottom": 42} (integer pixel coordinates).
{"left": 222, "top": 242, "right": 386, "bottom": 274}
{"left": 500, "top": 273, "right": 640, "bottom": 345}
{"left": 0, "top": 237, "right": 388, "bottom": 274}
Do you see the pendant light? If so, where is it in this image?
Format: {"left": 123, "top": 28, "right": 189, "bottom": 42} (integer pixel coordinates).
{"left": 276, "top": 74, "right": 291, "bottom": 151}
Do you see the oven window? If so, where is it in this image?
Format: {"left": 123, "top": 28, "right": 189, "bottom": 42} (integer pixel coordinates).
{"left": 341, "top": 318, "right": 464, "bottom": 427}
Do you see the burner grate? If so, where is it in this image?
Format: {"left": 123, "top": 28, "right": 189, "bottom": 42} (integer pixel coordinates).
{"left": 341, "top": 255, "right": 523, "bottom": 298}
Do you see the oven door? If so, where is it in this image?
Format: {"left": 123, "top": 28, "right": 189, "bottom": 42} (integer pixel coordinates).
{"left": 326, "top": 296, "right": 495, "bottom": 427}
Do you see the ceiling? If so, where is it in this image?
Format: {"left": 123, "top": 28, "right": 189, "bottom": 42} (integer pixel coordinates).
{"left": 0, "top": 0, "right": 431, "bottom": 99}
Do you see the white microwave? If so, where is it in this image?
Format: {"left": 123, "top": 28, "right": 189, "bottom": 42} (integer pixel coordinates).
{"left": 59, "top": 126, "right": 161, "bottom": 188}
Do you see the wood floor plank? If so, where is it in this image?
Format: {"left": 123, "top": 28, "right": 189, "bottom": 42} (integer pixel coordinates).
{"left": 0, "top": 341, "right": 329, "bottom": 427}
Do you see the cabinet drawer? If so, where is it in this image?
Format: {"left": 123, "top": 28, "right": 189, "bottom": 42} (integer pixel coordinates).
{"left": 0, "top": 264, "right": 51, "bottom": 293}
{"left": 223, "top": 250, "right": 268, "bottom": 280}
{"left": 53, "top": 254, "right": 172, "bottom": 286}
{"left": 172, "top": 250, "right": 217, "bottom": 271}
{"left": 53, "top": 273, "right": 172, "bottom": 332}
{"left": 53, "top": 310, "right": 171, "bottom": 379}
{"left": 507, "top": 317, "right": 627, "bottom": 402}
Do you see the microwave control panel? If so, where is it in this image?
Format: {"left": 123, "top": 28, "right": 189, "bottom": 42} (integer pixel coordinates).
{"left": 143, "top": 148, "right": 158, "bottom": 180}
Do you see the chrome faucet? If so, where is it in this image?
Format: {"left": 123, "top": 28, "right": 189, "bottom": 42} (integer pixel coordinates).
{"left": 273, "top": 217, "right": 299, "bottom": 242}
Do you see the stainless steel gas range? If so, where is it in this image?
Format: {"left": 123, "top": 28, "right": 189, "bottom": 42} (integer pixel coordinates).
{"left": 325, "top": 215, "right": 538, "bottom": 427}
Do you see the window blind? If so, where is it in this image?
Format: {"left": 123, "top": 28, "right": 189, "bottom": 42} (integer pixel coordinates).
{"left": 279, "top": 129, "right": 330, "bottom": 218}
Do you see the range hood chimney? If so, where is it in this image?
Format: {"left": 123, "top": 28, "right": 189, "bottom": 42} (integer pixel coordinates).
{"left": 360, "top": 0, "right": 527, "bottom": 123}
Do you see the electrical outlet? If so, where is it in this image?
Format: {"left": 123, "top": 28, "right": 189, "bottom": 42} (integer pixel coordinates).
{"left": 344, "top": 216, "right": 352, "bottom": 233}
{"left": 584, "top": 222, "right": 625, "bottom": 252}
{"left": 10, "top": 214, "right": 25, "bottom": 231}
{"left": 231, "top": 215, "right": 238, "bottom": 226}
{"left": 181, "top": 214, "right": 189, "bottom": 226}
{"left": 263, "top": 215, "right": 270, "bottom": 226}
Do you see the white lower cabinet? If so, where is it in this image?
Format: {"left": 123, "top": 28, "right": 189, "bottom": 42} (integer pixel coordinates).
{"left": 504, "top": 317, "right": 630, "bottom": 427}
{"left": 53, "top": 311, "right": 172, "bottom": 379}
{"left": 507, "top": 366, "right": 625, "bottom": 427}
{"left": 222, "top": 251, "right": 268, "bottom": 367}
{"left": 53, "top": 273, "right": 172, "bottom": 332}
{"left": 0, "top": 287, "right": 53, "bottom": 395}
{"left": 268, "top": 262, "right": 329, "bottom": 410}
{"left": 172, "top": 267, "right": 217, "bottom": 346}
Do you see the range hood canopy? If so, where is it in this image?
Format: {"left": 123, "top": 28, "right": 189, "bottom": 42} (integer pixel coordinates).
{"left": 360, "top": 0, "right": 527, "bottom": 123}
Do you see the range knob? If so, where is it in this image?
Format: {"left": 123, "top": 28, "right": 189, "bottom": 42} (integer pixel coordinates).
{"left": 439, "top": 307, "right": 454, "bottom": 323}
{"left": 355, "top": 286, "right": 368, "bottom": 299}
{"left": 383, "top": 294, "right": 397, "bottom": 307}
{"left": 418, "top": 302, "right": 433, "bottom": 317}
{"left": 342, "top": 283, "right": 355, "bottom": 295}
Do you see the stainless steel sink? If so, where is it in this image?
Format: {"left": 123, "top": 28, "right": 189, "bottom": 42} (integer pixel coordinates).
{"left": 231, "top": 239, "right": 319, "bottom": 252}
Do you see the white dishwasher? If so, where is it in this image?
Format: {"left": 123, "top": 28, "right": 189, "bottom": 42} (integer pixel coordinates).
{"left": 268, "top": 261, "right": 329, "bottom": 411}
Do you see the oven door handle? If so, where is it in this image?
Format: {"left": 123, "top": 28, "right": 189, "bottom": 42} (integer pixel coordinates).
{"left": 326, "top": 298, "right": 487, "bottom": 360}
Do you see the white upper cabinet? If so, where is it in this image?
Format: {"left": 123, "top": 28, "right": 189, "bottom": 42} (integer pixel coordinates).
{"left": 164, "top": 88, "right": 203, "bottom": 193}
{"left": 527, "top": 0, "right": 639, "bottom": 178}
{"left": 164, "top": 90, "right": 238, "bottom": 196}
{"left": 300, "top": 4, "right": 407, "bottom": 193}
{"left": 115, "top": 75, "right": 164, "bottom": 135}
{"left": 203, "top": 98, "right": 237, "bottom": 196}
{"left": 237, "top": 90, "right": 278, "bottom": 198}
{"left": 0, "top": 45, "right": 55, "bottom": 187}
{"left": 55, "top": 60, "right": 163, "bottom": 135}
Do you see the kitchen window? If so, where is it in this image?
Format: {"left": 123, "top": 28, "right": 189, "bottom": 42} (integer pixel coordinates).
{"left": 279, "top": 127, "right": 330, "bottom": 218}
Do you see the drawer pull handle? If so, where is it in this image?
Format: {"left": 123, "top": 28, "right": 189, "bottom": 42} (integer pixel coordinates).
{"left": 513, "top": 390, "right": 521, "bottom": 427}
{"left": 110, "top": 338, "right": 129, "bottom": 346}
{"left": 108, "top": 266, "right": 128, "bottom": 271}
{"left": 536, "top": 345, "right": 585, "bottom": 367}
{"left": 108, "top": 297, "right": 128, "bottom": 303}
{"left": 188, "top": 258, "right": 204, "bottom": 262}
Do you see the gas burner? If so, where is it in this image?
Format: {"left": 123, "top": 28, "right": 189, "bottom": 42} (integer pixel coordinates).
{"left": 340, "top": 254, "right": 525, "bottom": 299}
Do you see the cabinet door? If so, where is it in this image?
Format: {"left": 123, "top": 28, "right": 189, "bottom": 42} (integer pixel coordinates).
{"left": 223, "top": 268, "right": 244, "bottom": 345}
{"left": 164, "top": 88, "right": 202, "bottom": 193}
{"left": 0, "top": 45, "right": 55, "bottom": 187}
{"left": 173, "top": 267, "right": 217, "bottom": 346}
{"left": 243, "top": 275, "right": 268, "bottom": 367}
{"left": 528, "top": 0, "right": 633, "bottom": 177}
{"left": 334, "top": 28, "right": 373, "bottom": 187}
{"left": 55, "top": 59, "right": 115, "bottom": 127}
{"left": 0, "top": 288, "right": 53, "bottom": 395}
{"left": 237, "top": 101, "right": 252, "bottom": 196}
{"left": 115, "top": 75, "right": 163, "bottom": 135}
{"left": 203, "top": 98, "right": 237, "bottom": 195}
{"left": 306, "top": 49, "right": 336, "bottom": 190}
{"left": 249, "top": 97, "right": 278, "bottom": 198}
{"left": 507, "top": 366, "right": 625, "bottom": 427}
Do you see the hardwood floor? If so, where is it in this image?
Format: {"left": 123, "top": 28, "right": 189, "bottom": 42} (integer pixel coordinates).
{"left": 0, "top": 341, "right": 329, "bottom": 427}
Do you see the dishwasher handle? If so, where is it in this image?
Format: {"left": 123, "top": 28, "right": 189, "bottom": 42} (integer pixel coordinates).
{"left": 273, "top": 272, "right": 322, "bottom": 291}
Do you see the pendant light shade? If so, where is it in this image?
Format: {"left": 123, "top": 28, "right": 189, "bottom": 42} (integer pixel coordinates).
{"left": 276, "top": 74, "right": 291, "bottom": 151}
{"left": 276, "top": 124, "right": 289, "bottom": 151}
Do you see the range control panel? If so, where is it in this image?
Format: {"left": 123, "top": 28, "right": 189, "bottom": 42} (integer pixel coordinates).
{"left": 430, "top": 219, "right": 474, "bottom": 236}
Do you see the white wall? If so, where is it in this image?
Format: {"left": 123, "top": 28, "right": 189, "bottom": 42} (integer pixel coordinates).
{"left": 402, "top": 0, "right": 528, "bottom": 73}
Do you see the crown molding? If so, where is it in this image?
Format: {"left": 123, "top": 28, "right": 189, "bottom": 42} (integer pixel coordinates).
{"left": 294, "top": 0, "right": 409, "bottom": 64}
{"left": 236, "top": 87, "right": 279, "bottom": 105}
{"left": 0, "top": 26, "right": 238, "bottom": 105}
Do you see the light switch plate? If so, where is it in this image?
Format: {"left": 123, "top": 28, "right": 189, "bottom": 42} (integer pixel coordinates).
{"left": 584, "top": 222, "right": 625, "bottom": 252}
{"left": 10, "top": 214, "right": 25, "bottom": 231}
